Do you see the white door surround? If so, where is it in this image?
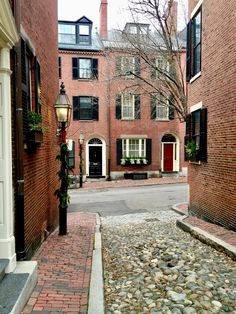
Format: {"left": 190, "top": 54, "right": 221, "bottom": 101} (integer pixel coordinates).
{"left": 86, "top": 137, "right": 106, "bottom": 177}
{"left": 161, "top": 133, "right": 180, "bottom": 172}
{"left": 0, "top": 0, "right": 19, "bottom": 272}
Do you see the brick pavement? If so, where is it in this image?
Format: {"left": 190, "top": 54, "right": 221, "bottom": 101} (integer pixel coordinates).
{"left": 22, "top": 212, "right": 96, "bottom": 314}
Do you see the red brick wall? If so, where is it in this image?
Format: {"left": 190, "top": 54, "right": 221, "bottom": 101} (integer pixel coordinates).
{"left": 20, "top": 0, "right": 59, "bottom": 256}
{"left": 187, "top": 0, "right": 236, "bottom": 230}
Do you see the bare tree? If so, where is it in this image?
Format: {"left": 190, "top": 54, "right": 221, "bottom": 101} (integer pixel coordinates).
{"left": 107, "top": 0, "right": 187, "bottom": 121}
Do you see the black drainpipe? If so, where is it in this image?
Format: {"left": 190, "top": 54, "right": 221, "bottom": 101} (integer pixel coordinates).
{"left": 13, "top": 0, "right": 26, "bottom": 260}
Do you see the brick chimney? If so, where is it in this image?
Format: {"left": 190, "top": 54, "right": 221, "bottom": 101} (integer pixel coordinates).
{"left": 166, "top": 0, "right": 178, "bottom": 33}
{"left": 99, "top": 0, "right": 108, "bottom": 39}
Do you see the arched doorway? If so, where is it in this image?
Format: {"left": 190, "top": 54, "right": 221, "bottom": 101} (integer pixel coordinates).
{"left": 86, "top": 138, "right": 106, "bottom": 178}
{"left": 161, "top": 134, "right": 179, "bottom": 172}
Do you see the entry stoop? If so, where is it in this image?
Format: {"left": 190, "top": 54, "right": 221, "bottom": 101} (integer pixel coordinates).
{"left": 0, "top": 260, "right": 37, "bottom": 314}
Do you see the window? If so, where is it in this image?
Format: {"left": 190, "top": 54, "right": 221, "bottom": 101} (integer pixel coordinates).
{"left": 122, "top": 139, "right": 146, "bottom": 158}
{"left": 78, "top": 24, "right": 90, "bottom": 44}
{"left": 185, "top": 108, "right": 207, "bottom": 162}
{"left": 151, "top": 57, "right": 170, "bottom": 80}
{"left": 116, "top": 93, "right": 140, "bottom": 120}
{"left": 116, "top": 138, "right": 152, "bottom": 165}
{"left": 21, "top": 38, "right": 41, "bottom": 141}
{"left": 72, "top": 58, "right": 98, "bottom": 80}
{"left": 58, "top": 24, "right": 76, "bottom": 44}
{"left": 58, "top": 57, "right": 62, "bottom": 79}
{"left": 67, "top": 140, "right": 75, "bottom": 168}
{"left": 116, "top": 56, "right": 140, "bottom": 77}
{"left": 73, "top": 96, "right": 99, "bottom": 121}
{"left": 186, "top": 8, "right": 202, "bottom": 81}
{"left": 151, "top": 94, "right": 174, "bottom": 121}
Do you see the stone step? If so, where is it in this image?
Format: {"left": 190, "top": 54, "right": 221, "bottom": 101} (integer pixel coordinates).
{"left": 0, "top": 259, "right": 9, "bottom": 283}
{"left": 0, "top": 261, "right": 37, "bottom": 314}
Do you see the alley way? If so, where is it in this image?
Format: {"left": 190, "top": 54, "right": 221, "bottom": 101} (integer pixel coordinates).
{"left": 102, "top": 210, "right": 236, "bottom": 314}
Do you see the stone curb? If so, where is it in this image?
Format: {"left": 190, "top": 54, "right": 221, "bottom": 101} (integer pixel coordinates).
{"left": 171, "top": 202, "right": 188, "bottom": 215}
{"left": 177, "top": 216, "right": 236, "bottom": 261}
{"left": 88, "top": 214, "right": 105, "bottom": 314}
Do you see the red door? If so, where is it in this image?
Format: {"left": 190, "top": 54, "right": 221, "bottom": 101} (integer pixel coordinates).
{"left": 163, "top": 144, "right": 173, "bottom": 171}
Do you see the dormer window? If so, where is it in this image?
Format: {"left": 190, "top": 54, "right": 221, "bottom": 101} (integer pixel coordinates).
{"left": 78, "top": 24, "right": 90, "bottom": 45}
{"left": 58, "top": 24, "right": 76, "bottom": 44}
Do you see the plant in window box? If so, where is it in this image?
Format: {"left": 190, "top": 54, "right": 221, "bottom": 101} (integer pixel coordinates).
{"left": 121, "top": 158, "right": 126, "bottom": 165}
{"left": 185, "top": 140, "right": 200, "bottom": 161}
{"left": 27, "top": 112, "right": 45, "bottom": 144}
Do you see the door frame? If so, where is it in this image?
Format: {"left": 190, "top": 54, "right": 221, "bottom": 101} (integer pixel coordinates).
{"left": 161, "top": 134, "right": 180, "bottom": 172}
{"left": 86, "top": 137, "right": 106, "bottom": 177}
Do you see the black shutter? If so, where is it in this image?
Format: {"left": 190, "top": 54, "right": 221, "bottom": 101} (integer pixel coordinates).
{"left": 186, "top": 21, "right": 191, "bottom": 82}
{"left": 199, "top": 108, "right": 207, "bottom": 161}
{"left": 184, "top": 114, "right": 192, "bottom": 161}
{"left": 146, "top": 139, "right": 152, "bottom": 164}
{"left": 92, "top": 59, "right": 98, "bottom": 79}
{"left": 72, "top": 57, "right": 79, "bottom": 79}
{"left": 92, "top": 97, "right": 99, "bottom": 120}
{"left": 168, "top": 95, "right": 175, "bottom": 120}
{"left": 150, "top": 58, "right": 156, "bottom": 79}
{"left": 134, "top": 57, "right": 140, "bottom": 76}
{"left": 21, "top": 38, "right": 29, "bottom": 139}
{"left": 116, "top": 139, "right": 122, "bottom": 165}
{"left": 58, "top": 56, "right": 62, "bottom": 79}
{"left": 68, "top": 140, "right": 75, "bottom": 168}
{"left": 116, "top": 56, "right": 122, "bottom": 75}
{"left": 151, "top": 94, "right": 156, "bottom": 119}
{"left": 73, "top": 96, "right": 80, "bottom": 120}
{"left": 134, "top": 95, "right": 140, "bottom": 119}
{"left": 34, "top": 57, "right": 41, "bottom": 114}
{"left": 116, "top": 94, "right": 121, "bottom": 119}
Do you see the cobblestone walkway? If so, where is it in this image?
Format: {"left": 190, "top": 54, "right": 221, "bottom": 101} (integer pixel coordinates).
{"left": 102, "top": 211, "right": 236, "bottom": 314}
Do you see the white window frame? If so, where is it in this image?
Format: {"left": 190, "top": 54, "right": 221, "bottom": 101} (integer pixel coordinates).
{"left": 156, "top": 94, "right": 169, "bottom": 120}
{"left": 79, "top": 58, "right": 92, "bottom": 79}
{"left": 122, "top": 139, "right": 146, "bottom": 158}
{"left": 155, "top": 57, "right": 170, "bottom": 79}
{"left": 121, "top": 93, "right": 135, "bottom": 120}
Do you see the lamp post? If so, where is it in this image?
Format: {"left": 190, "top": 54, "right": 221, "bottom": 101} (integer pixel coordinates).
{"left": 79, "top": 132, "right": 84, "bottom": 188}
{"left": 54, "top": 82, "right": 72, "bottom": 235}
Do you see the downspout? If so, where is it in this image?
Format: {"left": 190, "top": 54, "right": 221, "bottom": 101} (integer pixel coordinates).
{"left": 106, "top": 51, "right": 111, "bottom": 181}
{"left": 13, "top": 0, "right": 26, "bottom": 260}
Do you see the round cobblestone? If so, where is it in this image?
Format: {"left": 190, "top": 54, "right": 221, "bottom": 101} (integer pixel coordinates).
{"left": 102, "top": 211, "right": 236, "bottom": 313}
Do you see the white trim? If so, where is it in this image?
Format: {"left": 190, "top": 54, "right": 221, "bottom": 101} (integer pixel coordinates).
{"left": 190, "top": 101, "right": 203, "bottom": 113}
{"left": 190, "top": 0, "right": 203, "bottom": 18}
{"left": 86, "top": 137, "right": 106, "bottom": 177}
{"left": 120, "top": 134, "right": 148, "bottom": 139}
{"left": 189, "top": 71, "right": 201, "bottom": 84}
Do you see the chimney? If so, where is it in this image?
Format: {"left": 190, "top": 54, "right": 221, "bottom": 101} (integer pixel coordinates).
{"left": 166, "top": 0, "right": 178, "bottom": 33}
{"left": 99, "top": 0, "right": 108, "bottom": 40}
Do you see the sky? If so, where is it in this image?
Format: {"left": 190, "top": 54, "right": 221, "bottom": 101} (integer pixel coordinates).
{"left": 58, "top": 0, "right": 187, "bottom": 31}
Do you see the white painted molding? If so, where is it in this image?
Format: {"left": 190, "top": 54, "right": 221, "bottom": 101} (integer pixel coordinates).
{"left": 191, "top": 0, "right": 203, "bottom": 18}
{"left": 190, "top": 71, "right": 201, "bottom": 84}
{"left": 190, "top": 101, "right": 203, "bottom": 113}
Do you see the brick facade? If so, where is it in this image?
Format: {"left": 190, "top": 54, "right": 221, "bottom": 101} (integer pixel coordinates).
{"left": 187, "top": 0, "right": 236, "bottom": 230}
{"left": 12, "top": 0, "right": 59, "bottom": 257}
{"left": 59, "top": 1, "right": 187, "bottom": 181}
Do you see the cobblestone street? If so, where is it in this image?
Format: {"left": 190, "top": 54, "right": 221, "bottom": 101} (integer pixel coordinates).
{"left": 102, "top": 210, "right": 236, "bottom": 314}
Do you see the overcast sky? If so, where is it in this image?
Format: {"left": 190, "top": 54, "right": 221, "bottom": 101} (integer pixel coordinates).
{"left": 58, "top": 0, "right": 187, "bottom": 31}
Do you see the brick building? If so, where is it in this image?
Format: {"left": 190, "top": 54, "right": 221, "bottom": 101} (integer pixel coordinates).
{"left": 186, "top": 0, "right": 236, "bottom": 230}
{"left": 59, "top": 0, "right": 187, "bottom": 181}
{"left": 0, "top": 0, "right": 59, "bottom": 276}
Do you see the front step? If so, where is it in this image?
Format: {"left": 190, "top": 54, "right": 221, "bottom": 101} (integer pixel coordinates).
{"left": 161, "top": 172, "right": 179, "bottom": 178}
{"left": 0, "top": 259, "right": 8, "bottom": 282}
{"left": 0, "top": 260, "right": 37, "bottom": 314}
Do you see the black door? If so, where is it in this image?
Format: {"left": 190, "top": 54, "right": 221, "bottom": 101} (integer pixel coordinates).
{"left": 89, "top": 146, "right": 102, "bottom": 177}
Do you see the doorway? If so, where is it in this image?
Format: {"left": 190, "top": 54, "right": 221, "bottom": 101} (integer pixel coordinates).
{"left": 86, "top": 138, "right": 106, "bottom": 178}
{"left": 161, "top": 134, "right": 179, "bottom": 172}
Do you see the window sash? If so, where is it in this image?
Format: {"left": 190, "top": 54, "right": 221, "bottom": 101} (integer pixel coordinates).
{"left": 122, "top": 139, "right": 146, "bottom": 158}
{"left": 155, "top": 94, "right": 169, "bottom": 120}
{"left": 79, "top": 59, "right": 92, "bottom": 78}
{"left": 121, "top": 94, "right": 134, "bottom": 119}
{"left": 121, "top": 57, "right": 135, "bottom": 75}
{"left": 80, "top": 97, "right": 93, "bottom": 120}
{"left": 58, "top": 24, "right": 76, "bottom": 44}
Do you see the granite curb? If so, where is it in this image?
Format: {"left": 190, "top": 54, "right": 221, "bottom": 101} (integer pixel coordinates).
{"left": 176, "top": 215, "right": 236, "bottom": 261}
{"left": 88, "top": 214, "right": 105, "bottom": 314}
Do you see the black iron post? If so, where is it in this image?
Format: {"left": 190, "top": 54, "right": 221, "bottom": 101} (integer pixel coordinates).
{"left": 79, "top": 142, "right": 83, "bottom": 188}
{"left": 59, "top": 122, "right": 67, "bottom": 235}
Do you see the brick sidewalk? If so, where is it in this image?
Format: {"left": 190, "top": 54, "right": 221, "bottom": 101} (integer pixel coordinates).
{"left": 22, "top": 212, "right": 96, "bottom": 314}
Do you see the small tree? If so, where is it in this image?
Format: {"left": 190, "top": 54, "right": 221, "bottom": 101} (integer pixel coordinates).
{"left": 107, "top": 0, "right": 187, "bottom": 121}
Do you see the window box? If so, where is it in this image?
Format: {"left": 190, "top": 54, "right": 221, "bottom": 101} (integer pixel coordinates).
{"left": 27, "top": 130, "right": 43, "bottom": 144}
{"left": 120, "top": 157, "right": 148, "bottom": 165}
